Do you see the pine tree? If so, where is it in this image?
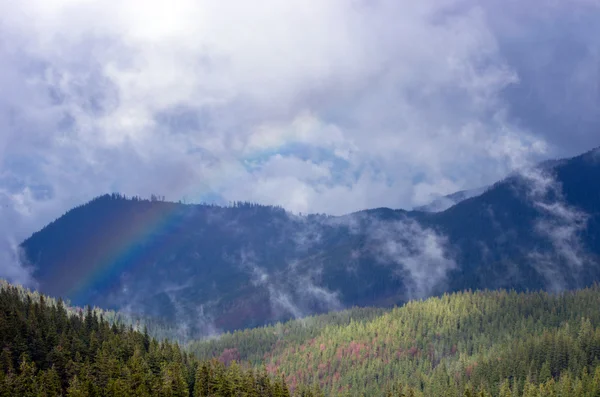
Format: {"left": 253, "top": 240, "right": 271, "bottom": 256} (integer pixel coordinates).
{"left": 159, "top": 362, "right": 188, "bottom": 397}
{"left": 37, "top": 366, "right": 63, "bottom": 397}
{"left": 66, "top": 375, "right": 87, "bottom": 397}
{"left": 14, "top": 354, "right": 37, "bottom": 397}
{"left": 0, "top": 370, "right": 13, "bottom": 397}
{"left": 194, "top": 362, "right": 210, "bottom": 397}
{"left": 498, "top": 379, "right": 512, "bottom": 397}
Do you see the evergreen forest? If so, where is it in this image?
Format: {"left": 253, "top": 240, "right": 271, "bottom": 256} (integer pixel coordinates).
{"left": 5, "top": 277, "right": 600, "bottom": 395}
{"left": 189, "top": 286, "right": 600, "bottom": 396}
{"left": 0, "top": 281, "right": 319, "bottom": 396}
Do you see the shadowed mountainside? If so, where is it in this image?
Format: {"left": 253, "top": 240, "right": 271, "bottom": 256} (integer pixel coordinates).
{"left": 21, "top": 147, "right": 600, "bottom": 337}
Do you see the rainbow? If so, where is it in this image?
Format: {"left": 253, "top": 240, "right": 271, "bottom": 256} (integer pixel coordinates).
{"left": 56, "top": 144, "right": 303, "bottom": 303}
{"left": 63, "top": 193, "right": 215, "bottom": 304}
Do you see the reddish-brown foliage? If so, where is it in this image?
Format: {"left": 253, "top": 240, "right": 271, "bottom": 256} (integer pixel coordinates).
{"left": 218, "top": 348, "right": 240, "bottom": 366}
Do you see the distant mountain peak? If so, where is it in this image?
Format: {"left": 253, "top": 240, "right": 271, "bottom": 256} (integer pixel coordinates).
{"left": 413, "top": 186, "right": 488, "bottom": 213}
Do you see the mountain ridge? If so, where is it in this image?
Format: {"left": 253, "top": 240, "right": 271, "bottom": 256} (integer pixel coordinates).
{"left": 20, "top": 147, "right": 600, "bottom": 338}
{"left": 413, "top": 186, "right": 489, "bottom": 212}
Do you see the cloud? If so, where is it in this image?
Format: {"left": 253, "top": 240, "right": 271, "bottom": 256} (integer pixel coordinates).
{"left": 0, "top": 236, "right": 34, "bottom": 287}
{"left": 478, "top": 0, "right": 600, "bottom": 155}
{"left": 240, "top": 248, "right": 341, "bottom": 320}
{"left": 1, "top": 0, "right": 600, "bottom": 286}
{"left": 519, "top": 166, "right": 591, "bottom": 291}
{"left": 165, "top": 293, "right": 220, "bottom": 341}
{"left": 114, "top": 276, "right": 221, "bottom": 341}
{"left": 0, "top": 187, "right": 59, "bottom": 286}
{"left": 363, "top": 216, "right": 457, "bottom": 299}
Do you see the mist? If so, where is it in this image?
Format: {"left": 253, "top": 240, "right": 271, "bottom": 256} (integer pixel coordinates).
{"left": 520, "top": 166, "right": 591, "bottom": 291}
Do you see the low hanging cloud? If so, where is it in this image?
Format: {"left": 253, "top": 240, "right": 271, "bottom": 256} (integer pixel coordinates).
{"left": 240, "top": 249, "right": 341, "bottom": 320}
{"left": 0, "top": 236, "right": 34, "bottom": 287}
{"left": 363, "top": 216, "right": 457, "bottom": 299}
{"left": 165, "top": 293, "right": 221, "bottom": 341}
{"left": 0, "top": 188, "right": 55, "bottom": 287}
{"left": 115, "top": 276, "right": 221, "bottom": 341}
{"left": 519, "top": 167, "right": 591, "bottom": 291}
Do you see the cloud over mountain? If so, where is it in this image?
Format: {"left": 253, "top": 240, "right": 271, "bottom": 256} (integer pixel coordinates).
{"left": 1, "top": 0, "right": 600, "bottom": 283}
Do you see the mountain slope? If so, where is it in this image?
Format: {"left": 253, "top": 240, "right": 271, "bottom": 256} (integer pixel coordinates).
{"left": 432, "top": 147, "right": 600, "bottom": 291}
{"left": 0, "top": 280, "right": 315, "bottom": 397}
{"left": 5, "top": 279, "right": 600, "bottom": 396}
{"left": 21, "top": 148, "right": 600, "bottom": 337}
{"left": 188, "top": 286, "right": 600, "bottom": 396}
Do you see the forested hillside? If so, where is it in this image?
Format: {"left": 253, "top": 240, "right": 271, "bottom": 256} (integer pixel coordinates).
{"left": 189, "top": 287, "right": 600, "bottom": 396}
{"left": 4, "top": 279, "right": 600, "bottom": 396}
{"left": 189, "top": 307, "right": 386, "bottom": 365}
{"left": 0, "top": 281, "right": 320, "bottom": 396}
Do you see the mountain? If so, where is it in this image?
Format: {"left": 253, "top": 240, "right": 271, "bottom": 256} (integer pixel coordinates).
{"left": 413, "top": 186, "right": 488, "bottom": 212}
{"left": 188, "top": 286, "right": 600, "bottom": 396}
{"left": 21, "top": 147, "right": 600, "bottom": 337}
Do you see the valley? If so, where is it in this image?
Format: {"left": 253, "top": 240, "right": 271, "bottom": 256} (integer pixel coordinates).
{"left": 2, "top": 2, "right": 600, "bottom": 394}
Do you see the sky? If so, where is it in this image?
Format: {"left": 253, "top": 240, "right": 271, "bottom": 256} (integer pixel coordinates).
{"left": 1, "top": 0, "right": 600, "bottom": 283}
